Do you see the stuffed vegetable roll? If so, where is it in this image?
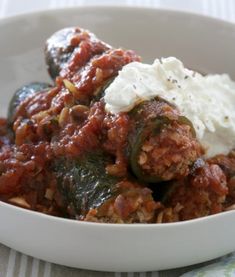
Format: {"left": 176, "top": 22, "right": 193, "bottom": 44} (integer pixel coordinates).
{"left": 104, "top": 98, "right": 203, "bottom": 183}
{"left": 45, "top": 27, "right": 140, "bottom": 104}
{"left": 53, "top": 151, "right": 159, "bottom": 223}
{"left": 45, "top": 27, "right": 111, "bottom": 79}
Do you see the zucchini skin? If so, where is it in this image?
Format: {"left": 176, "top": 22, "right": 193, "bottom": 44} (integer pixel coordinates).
{"left": 53, "top": 152, "right": 120, "bottom": 218}
{"left": 45, "top": 28, "right": 76, "bottom": 79}
{"left": 7, "top": 82, "right": 51, "bottom": 126}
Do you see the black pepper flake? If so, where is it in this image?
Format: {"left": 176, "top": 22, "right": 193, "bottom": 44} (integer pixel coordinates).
{"left": 133, "top": 84, "right": 137, "bottom": 89}
{"left": 178, "top": 85, "right": 181, "bottom": 88}
{"left": 172, "top": 97, "right": 176, "bottom": 100}
{"left": 167, "top": 76, "right": 172, "bottom": 82}
{"left": 172, "top": 79, "right": 178, "bottom": 84}
{"left": 184, "top": 75, "right": 189, "bottom": 79}
{"left": 225, "top": 116, "right": 229, "bottom": 120}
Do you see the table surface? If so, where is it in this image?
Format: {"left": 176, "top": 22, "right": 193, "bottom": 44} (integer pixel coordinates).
{"left": 0, "top": 0, "right": 235, "bottom": 276}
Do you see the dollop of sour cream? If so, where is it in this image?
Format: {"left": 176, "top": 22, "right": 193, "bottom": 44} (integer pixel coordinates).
{"left": 104, "top": 57, "right": 235, "bottom": 158}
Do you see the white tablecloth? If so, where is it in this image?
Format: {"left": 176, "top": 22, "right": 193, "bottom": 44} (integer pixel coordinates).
{"left": 0, "top": 1, "right": 235, "bottom": 276}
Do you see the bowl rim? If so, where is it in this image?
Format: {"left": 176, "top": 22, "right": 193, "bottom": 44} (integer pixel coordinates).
{"left": 1, "top": 5, "right": 235, "bottom": 229}
{"left": 0, "top": 4, "right": 235, "bottom": 29}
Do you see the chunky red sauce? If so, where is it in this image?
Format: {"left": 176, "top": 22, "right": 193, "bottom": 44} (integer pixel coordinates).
{"left": 0, "top": 32, "right": 141, "bottom": 217}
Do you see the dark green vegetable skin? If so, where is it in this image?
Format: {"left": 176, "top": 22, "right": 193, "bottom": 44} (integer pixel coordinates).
{"left": 45, "top": 28, "right": 78, "bottom": 79}
{"left": 128, "top": 99, "right": 196, "bottom": 183}
{"left": 7, "top": 82, "right": 51, "bottom": 126}
{"left": 53, "top": 152, "right": 120, "bottom": 218}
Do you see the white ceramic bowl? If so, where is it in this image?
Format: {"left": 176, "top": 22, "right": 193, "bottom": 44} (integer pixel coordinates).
{"left": 1, "top": 6, "right": 235, "bottom": 272}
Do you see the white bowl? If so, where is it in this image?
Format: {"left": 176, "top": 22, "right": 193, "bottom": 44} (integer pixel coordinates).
{"left": 0, "top": 6, "right": 235, "bottom": 272}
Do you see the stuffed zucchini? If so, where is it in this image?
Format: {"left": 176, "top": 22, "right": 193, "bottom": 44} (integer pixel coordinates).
{"left": 45, "top": 27, "right": 140, "bottom": 105}
{"left": 45, "top": 27, "right": 111, "bottom": 79}
{"left": 128, "top": 98, "right": 203, "bottom": 182}
{"left": 104, "top": 98, "right": 203, "bottom": 183}
{"left": 53, "top": 151, "right": 158, "bottom": 223}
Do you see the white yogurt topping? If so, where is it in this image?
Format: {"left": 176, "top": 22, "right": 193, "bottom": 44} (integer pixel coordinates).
{"left": 104, "top": 57, "right": 235, "bottom": 158}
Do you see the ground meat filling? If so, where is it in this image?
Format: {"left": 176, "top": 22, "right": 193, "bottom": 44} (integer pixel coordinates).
{"left": 159, "top": 163, "right": 228, "bottom": 222}
{"left": 138, "top": 121, "right": 203, "bottom": 181}
{"left": 207, "top": 152, "right": 235, "bottom": 210}
{"left": 84, "top": 181, "right": 161, "bottom": 223}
